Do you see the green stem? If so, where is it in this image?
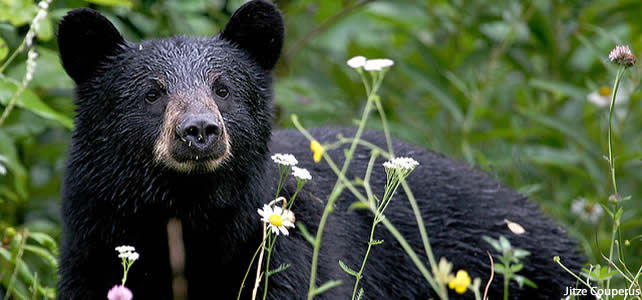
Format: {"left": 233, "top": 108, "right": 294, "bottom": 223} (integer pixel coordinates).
{"left": 237, "top": 237, "right": 267, "bottom": 300}
{"left": 605, "top": 65, "right": 626, "bottom": 297}
{"left": 0, "top": 77, "right": 28, "bottom": 127}
{"left": 262, "top": 235, "right": 277, "bottom": 300}
{"left": 554, "top": 256, "right": 593, "bottom": 290}
{"left": 607, "top": 66, "right": 624, "bottom": 198}
{"left": 292, "top": 119, "right": 443, "bottom": 298}
{"left": 503, "top": 277, "right": 509, "bottom": 300}
{"left": 373, "top": 96, "right": 394, "bottom": 156}
{"left": 352, "top": 218, "right": 378, "bottom": 299}
{"left": 4, "top": 231, "right": 28, "bottom": 300}
{"left": 351, "top": 153, "right": 379, "bottom": 299}
{"left": 304, "top": 76, "right": 382, "bottom": 300}
{"left": 0, "top": 42, "right": 25, "bottom": 75}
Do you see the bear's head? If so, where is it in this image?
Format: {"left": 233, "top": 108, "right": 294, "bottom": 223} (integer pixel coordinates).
{"left": 58, "top": 0, "right": 284, "bottom": 174}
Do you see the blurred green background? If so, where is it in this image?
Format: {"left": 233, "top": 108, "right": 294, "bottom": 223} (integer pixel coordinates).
{"left": 1, "top": 0, "right": 641, "bottom": 297}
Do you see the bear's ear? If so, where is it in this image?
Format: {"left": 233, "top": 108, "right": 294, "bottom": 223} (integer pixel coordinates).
{"left": 57, "top": 8, "right": 125, "bottom": 84}
{"left": 220, "top": 0, "right": 284, "bottom": 70}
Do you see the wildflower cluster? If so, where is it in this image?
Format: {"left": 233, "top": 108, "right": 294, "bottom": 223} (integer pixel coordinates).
{"left": 292, "top": 166, "right": 312, "bottom": 181}
{"left": 347, "top": 56, "right": 395, "bottom": 71}
{"left": 270, "top": 153, "right": 298, "bottom": 166}
{"left": 115, "top": 245, "right": 139, "bottom": 285}
{"left": 383, "top": 157, "right": 419, "bottom": 178}
{"left": 107, "top": 245, "right": 139, "bottom": 300}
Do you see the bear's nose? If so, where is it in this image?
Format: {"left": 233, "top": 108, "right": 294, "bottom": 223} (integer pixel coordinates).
{"left": 177, "top": 114, "right": 221, "bottom": 148}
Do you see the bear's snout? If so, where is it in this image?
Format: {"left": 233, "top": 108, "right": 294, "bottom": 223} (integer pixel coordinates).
{"left": 177, "top": 113, "right": 222, "bottom": 150}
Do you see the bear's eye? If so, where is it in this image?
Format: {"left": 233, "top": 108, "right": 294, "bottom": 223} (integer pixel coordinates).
{"left": 145, "top": 89, "right": 161, "bottom": 103}
{"left": 215, "top": 87, "right": 229, "bottom": 98}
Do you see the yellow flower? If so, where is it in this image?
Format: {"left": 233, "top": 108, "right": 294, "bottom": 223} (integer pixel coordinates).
{"left": 448, "top": 270, "right": 471, "bottom": 294}
{"left": 310, "top": 140, "right": 324, "bottom": 163}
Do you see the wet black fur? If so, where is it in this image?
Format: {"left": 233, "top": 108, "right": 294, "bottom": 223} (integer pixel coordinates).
{"left": 57, "top": 1, "right": 584, "bottom": 299}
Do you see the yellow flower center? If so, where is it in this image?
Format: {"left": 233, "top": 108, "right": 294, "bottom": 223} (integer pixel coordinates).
{"left": 269, "top": 214, "right": 283, "bottom": 227}
{"left": 310, "top": 140, "right": 325, "bottom": 163}
{"left": 599, "top": 86, "right": 612, "bottom": 97}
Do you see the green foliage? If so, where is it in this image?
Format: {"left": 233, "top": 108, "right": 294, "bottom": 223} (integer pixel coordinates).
{"left": 484, "top": 235, "right": 537, "bottom": 299}
{"left": 0, "top": 0, "right": 640, "bottom": 298}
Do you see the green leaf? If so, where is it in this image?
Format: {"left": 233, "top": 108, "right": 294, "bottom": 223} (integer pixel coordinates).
{"left": 494, "top": 264, "right": 506, "bottom": 274}
{"left": 356, "top": 288, "right": 364, "bottom": 300}
{"left": 266, "top": 263, "right": 290, "bottom": 277}
{"left": 82, "top": 0, "right": 133, "bottom": 8}
{"left": 348, "top": 201, "right": 369, "bottom": 211}
{"left": 35, "top": 16, "right": 53, "bottom": 41}
{"left": 369, "top": 239, "right": 384, "bottom": 246}
{"left": 0, "top": 130, "right": 28, "bottom": 199}
{"left": 510, "top": 263, "right": 523, "bottom": 272}
{"left": 482, "top": 236, "right": 501, "bottom": 252}
{"left": 513, "top": 249, "right": 531, "bottom": 260}
{"left": 0, "top": 76, "right": 73, "bottom": 128}
{"left": 28, "top": 232, "right": 58, "bottom": 253}
{"left": 614, "top": 207, "right": 623, "bottom": 222}
{"left": 499, "top": 236, "right": 511, "bottom": 251}
{"left": 312, "top": 280, "right": 342, "bottom": 296}
{"left": 7, "top": 48, "right": 74, "bottom": 90}
{"left": 338, "top": 260, "right": 360, "bottom": 278}
{"left": 0, "top": 37, "right": 8, "bottom": 61}
{"left": 296, "top": 222, "right": 315, "bottom": 245}
{"left": 23, "top": 245, "right": 58, "bottom": 271}
{"left": 512, "top": 274, "right": 537, "bottom": 288}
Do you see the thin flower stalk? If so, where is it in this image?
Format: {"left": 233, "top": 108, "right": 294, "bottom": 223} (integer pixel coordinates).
{"left": 237, "top": 236, "right": 268, "bottom": 300}
{"left": 253, "top": 197, "right": 287, "bottom": 300}
{"left": 0, "top": 49, "right": 38, "bottom": 127}
{"left": 304, "top": 70, "right": 385, "bottom": 300}
{"left": 292, "top": 116, "right": 444, "bottom": 299}
{"left": 605, "top": 44, "right": 636, "bottom": 296}
{"left": 350, "top": 153, "right": 379, "bottom": 300}
{"left": 0, "top": 0, "right": 51, "bottom": 74}
{"left": 604, "top": 65, "right": 624, "bottom": 299}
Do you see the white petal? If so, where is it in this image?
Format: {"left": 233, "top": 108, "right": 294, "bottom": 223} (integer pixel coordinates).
{"left": 347, "top": 56, "right": 367, "bottom": 68}
{"left": 273, "top": 206, "right": 283, "bottom": 216}
{"left": 269, "top": 225, "right": 279, "bottom": 235}
{"left": 282, "top": 220, "right": 295, "bottom": 229}
{"left": 279, "top": 226, "right": 289, "bottom": 236}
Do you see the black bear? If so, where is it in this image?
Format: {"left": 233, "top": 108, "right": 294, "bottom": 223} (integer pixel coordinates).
{"left": 57, "top": 1, "right": 584, "bottom": 299}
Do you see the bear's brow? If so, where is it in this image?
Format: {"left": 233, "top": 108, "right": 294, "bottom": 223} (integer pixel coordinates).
{"left": 151, "top": 77, "right": 167, "bottom": 90}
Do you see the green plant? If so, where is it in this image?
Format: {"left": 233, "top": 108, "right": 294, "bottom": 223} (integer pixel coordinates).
{"left": 483, "top": 235, "right": 536, "bottom": 300}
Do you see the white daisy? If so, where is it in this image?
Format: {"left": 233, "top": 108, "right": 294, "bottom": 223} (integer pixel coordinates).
{"left": 571, "top": 197, "right": 603, "bottom": 224}
{"left": 364, "top": 58, "right": 394, "bottom": 71}
{"left": 292, "top": 166, "right": 312, "bottom": 181}
{"left": 257, "top": 204, "right": 295, "bottom": 236}
{"left": 346, "top": 56, "right": 367, "bottom": 69}
{"left": 271, "top": 153, "right": 298, "bottom": 166}
{"left": 383, "top": 157, "right": 419, "bottom": 172}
